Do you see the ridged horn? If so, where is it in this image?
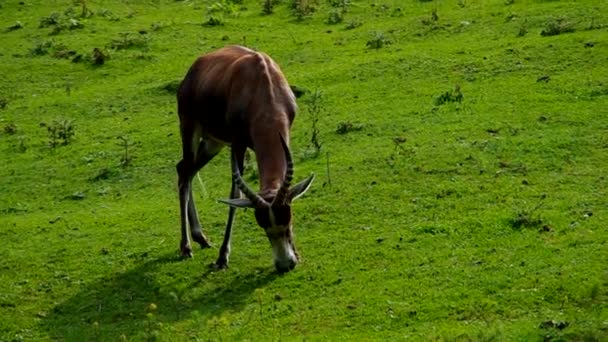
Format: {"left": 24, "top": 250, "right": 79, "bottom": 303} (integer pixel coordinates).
{"left": 232, "top": 151, "right": 269, "bottom": 209}
{"left": 271, "top": 134, "right": 294, "bottom": 207}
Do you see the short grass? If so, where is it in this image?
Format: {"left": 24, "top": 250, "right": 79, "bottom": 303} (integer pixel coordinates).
{"left": 1, "top": 0, "right": 607, "bottom": 340}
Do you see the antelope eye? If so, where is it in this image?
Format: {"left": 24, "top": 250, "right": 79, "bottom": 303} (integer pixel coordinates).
{"left": 254, "top": 209, "right": 272, "bottom": 229}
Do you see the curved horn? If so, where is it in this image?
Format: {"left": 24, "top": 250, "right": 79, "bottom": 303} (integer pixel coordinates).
{"left": 232, "top": 151, "right": 269, "bottom": 209}
{"left": 272, "top": 134, "right": 294, "bottom": 206}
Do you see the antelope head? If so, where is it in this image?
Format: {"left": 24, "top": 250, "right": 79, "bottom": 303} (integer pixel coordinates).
{"left": 219, "top": 136, "right": 314, "bottom": 273}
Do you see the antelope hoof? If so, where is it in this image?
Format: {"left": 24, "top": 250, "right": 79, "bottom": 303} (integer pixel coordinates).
{"left": 192, "top": 232, "right": 212, "bottom": 249}
{"left": 210, "top": 260, "right": 228, "bottom": 271}
{"left": 180, "top": 245, "right": 193, "bottom": 259}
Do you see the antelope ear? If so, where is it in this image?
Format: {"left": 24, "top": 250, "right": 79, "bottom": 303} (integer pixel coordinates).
{"left": 288, "top": 173, "right": 315, "bottom": 201}
{"left": 217, "top": 198, "right": 254, "bottom": 208}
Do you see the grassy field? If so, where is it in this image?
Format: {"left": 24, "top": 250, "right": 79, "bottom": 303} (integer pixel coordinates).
{"left": 1, "top": 0, "right": 607, "bottom": 340}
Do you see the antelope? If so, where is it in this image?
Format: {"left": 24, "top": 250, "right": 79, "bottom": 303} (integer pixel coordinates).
{"left": 176, "top": 45, "right": 314, "bottom": 273}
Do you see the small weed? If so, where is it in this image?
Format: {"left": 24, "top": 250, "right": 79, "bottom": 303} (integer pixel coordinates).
{"left": 150, "top": 22, "right": 164, "bottom": 31}
{"left": 39, "top": 12, "right": 62, "bottom": 28}
{"left": 421, "top": 9, "right": 439, "bottom": 26}
{"left": 53, "top": 48, "right": 78, "bottom": 60}
{"left": 3, "top": 123, "right": 17, "bottom": 135}
{"left": 91, "top": 48, "right": 107, "bottom": 65}
{"left": 0, "top": 98, "right": 8, "bottom": 109}
{"left": 7, "top": 21, "right": 24, "bottom": 31}
{"left": 40, "top": 119, "right": 75, "bottom": 148}
{"left": 109, "top": 32, "right": 150, "bottom": 50}
{"left": 335, "top": 121, "right": 363, "bottom": 135}
{"left": 203, "top": 16, "right": 224, "bottom": 26}
{"left": 510, "top": 196, "right": 546, "bottom": 230}
{"left": 208, "top": 0, "right": 240, "bottom": 16}
{"left": 74, "top": 0, "right": 93, "bottom": 18}
{"left": 304, "top": 89, "right": 325, "bottom": 157}
{"left": 326, "top": 9, "right": 343, "bottom": 25}
{"left": 366, "top": 31, "right": 391, "bottom": 49}
{"left": 290, "top": 84, "right": 308, "bottom": 98}
{"left": 14, "top": 136, "right": 28, "bottom": 153}
{"left": 291, "top": 0, "right": 318, "bottom": 21}
{"left": 541, "top": 19, "right": 575, "bottom": 36}
{"left": 29, "top": 40, "right": 54, "bottom": 56}
{"left": 517, "top": 19, "right": 528, "bottom": 37}
{"left": 97, "top": 9, "right": 120, "bottom": 21}
{"left": 159, "top": 80, "right": 181, "bottom": 94}
{"left": 116, "top": 135, "right": 136, "bottom": 167}
{"left": 434, "top": 84, "right": 463, "bottom": 106}
{"left": 262, "top": 0, "right": 273, "bottom": 15}
{"left": 39, "top": 10, "right": 84, "bottom": 35}
{"left": 345, "top": 19, "right": 362, "bottom": 30}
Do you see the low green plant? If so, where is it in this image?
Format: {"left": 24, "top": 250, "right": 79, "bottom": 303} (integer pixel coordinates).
{"left": 304, "top": 89, "right": 324, "bottom": 156}
{"left": 91, "top": 48, "right": 108, "bottom": 65}
{"left": 345, "top": 19, "right": 362, "bottom": 29}
{"left": 40, "top": 119, "right": 75, "bottom": 148}
{"left": 109, "top": 32, "right": 150, "bottom": 50}
{"left": 7, "top": 21, "right": 23, "bottom": 31}
{"left": 291, "top": 0, "right": 317, "bottom": 20}
{"left": 366, "top": 31, "right": 391, "bottom": 49}
{"left": 434, "top": 84, "right": 463, "bottom": 105}
{"left": 29, "top": 40, "right": 54, "bottom": 56}
{"left": 3, "top": 123, "right": 17, "bottom": 135}
{"left": 541, "top": 18, "right": 575, "bottom": 36}
{"left": 326, "top": 9, "right": 343, "bottom": 24}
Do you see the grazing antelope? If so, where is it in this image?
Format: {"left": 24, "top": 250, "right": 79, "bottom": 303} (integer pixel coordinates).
{"left": 176, "top": 45, "right": 314, "bottom": 273}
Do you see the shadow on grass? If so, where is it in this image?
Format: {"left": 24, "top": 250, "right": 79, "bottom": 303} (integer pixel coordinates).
{"left": 41, "top": 252, "right": 278, "bottom": 340}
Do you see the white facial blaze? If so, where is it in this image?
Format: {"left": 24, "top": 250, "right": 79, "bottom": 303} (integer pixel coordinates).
{"left": 268, "top": 210, "right": 297, "bottom": 268}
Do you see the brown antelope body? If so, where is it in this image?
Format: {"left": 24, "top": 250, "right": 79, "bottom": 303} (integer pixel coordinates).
{"left": 176, "top": 45, "right": 314, "bottom": 273}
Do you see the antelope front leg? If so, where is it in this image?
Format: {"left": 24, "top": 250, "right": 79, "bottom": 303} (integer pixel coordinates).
{"left": 212, "top": 181, "right": 238, "bottom": 270}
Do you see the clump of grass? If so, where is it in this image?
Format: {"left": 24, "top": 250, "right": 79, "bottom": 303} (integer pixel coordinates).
{"left": 159, "top": 80, "right": 181, "bottom": 94}
{"left": 39, "top": 12, "right": 62, "bottom": 28}
{"left": 366, "top": 31, "right": 391, "bottom": 49}
{"left": 0, "top": 97, "right": 8, "bottom": 109}
{"left": 345, "top": 19, "right": 362, "bottom": 30}
{"left": 517, "top": 19, "right": 528, "bottom": 37}
{"left": 29, "top": 40, "right": 54, "bottom": 56}
{"left": 541, "top": 19, "right": 575, "bottom": 36}
{"left": 13, "top": 136, "right": 28, "bottom": 153}
{"left": 291, "top": 0, "right": 318, "bottom": 21}
{"left": 326, "top": 9, "right": 343, "bottom": 24}
{"left": 421, "top": 8, "right": 439, "bottom": 25}
{"left": 3, "top": 123, "right": 17, "bottom": 135}
{"left": 510, "top": 197, "right": 546, "bottom": 230}
{"left": 335, "top": 121, "right": 363, "bottom": 135}
{"left": 109, "top": 32, "right": 150, "bottom": 50}
{"left": 52, "top": 46, "right": 78, "bottom": 60}
{"left": 203, "top": 16, "right": 224, "bottom": 26}
{"left": 40, "top": 119, "right": 75, "bottom": 148}
{"left": 208, "top": 0, "right": 240, "bottom": 16}
{"left": 38, "top": 10, "right": 84, "bottom": 35}
{"left": 434, "top": 84, "right": 463, "bottom": 105}
{"left": 7, "top": 21, "right": 24, "bottom": 31}
{"left": 96, "top": 8, "right": 120, "bottom": 21}
{"left": 91, "top": 48, "right": 108, "bottom": 65}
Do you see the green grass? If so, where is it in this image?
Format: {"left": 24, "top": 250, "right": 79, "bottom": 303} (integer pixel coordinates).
{"left": 1, "top": 0, "right": 607, "bottom": 340}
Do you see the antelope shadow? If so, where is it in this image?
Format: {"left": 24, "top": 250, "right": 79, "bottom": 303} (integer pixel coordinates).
{"left": 41, "top": 252, "right": 278, "bottom": 340}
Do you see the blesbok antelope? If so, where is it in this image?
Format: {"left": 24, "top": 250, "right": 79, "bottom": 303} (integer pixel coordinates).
{"left": 176, "top": 45, "right": 314, "bottom": 273}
